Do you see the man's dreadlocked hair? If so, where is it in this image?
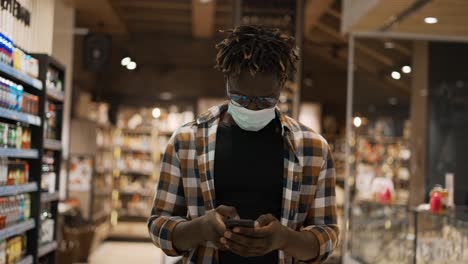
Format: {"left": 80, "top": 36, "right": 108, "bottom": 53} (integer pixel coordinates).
{"left": 215, "top": 25, "right": 299, "bottom": 85}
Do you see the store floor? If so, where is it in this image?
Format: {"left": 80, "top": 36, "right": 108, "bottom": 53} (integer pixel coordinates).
{"left": 89, "top": 241, "right": 166, "bottom": 264}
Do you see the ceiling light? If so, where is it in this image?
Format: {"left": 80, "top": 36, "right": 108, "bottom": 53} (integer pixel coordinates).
{"left": 152, "top": 108, "right": 161, "bottom": 119}
{"left": 199, "top": 0, "right": 212, "bottom": 3}
{"left": 384, "top": 42, "right": 395, "bottom": 49}
{"left": 388, "top": 97, "right": 398, "bottom": 105}
{"left": 402, "top": 65, "right": 412, "bottom": 74}
{"left": 391, "top": 71, "right": 401, "bottom": 80}
{"left": 121, "top": 57, "right": 131, "bottom": 66}
{"left": 160, "top": 92, "right": 173, "bottom": 100}
{"left": 353, "top": 117, "right": 362, "bottom": 128}
{"left": 127, "top": 61, "right": 137, "bottom": 70}
{"left": 424, "top": 17, "right": 438, "bottom": 24}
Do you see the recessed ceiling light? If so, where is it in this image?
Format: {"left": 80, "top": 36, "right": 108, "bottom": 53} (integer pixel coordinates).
{"left": 160, "top": 92, "right": 173, "bottom": 100}
{"left": 121, "top": 57, "right": 131, "bottom": 66}
{"left": 391, "top": 71, "right": 401, "bottom": 80}
{"left": 353, "top": 117, "right": 362, "bottom": 128}
{"left": 127, "top": 61, "right": 137, "bottom": 70}
{"left": 384, "top": 42, "right": 395, "bottom": 49}
{"left": 389, "top": 97, "right": 398, "bottom": 105}
{"left": 152, "top": 108, "right": 161, "bottom": 119}
{"left": 402, "top": 65, "right": 412, "bottom": 74}
{"left": 424, "top": 17, "right": 438, "bottom": 24}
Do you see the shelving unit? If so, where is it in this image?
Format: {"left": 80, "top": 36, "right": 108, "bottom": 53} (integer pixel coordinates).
{"left": 0, "top": 107, "right": 41, "bottom": 126}
{"left": 40, "top": 192, "right": 60, "bottom": 203}
{"left": 0, "top": 56, "right": 46, "bottom": 263}
{"left": 0, "top": 219, "right": 36, "bottom": 240}
{"left": 17, "top": 255, "right": 34, "bottom": 264}
{"left": 0, "top": 148, "right": 39, "bottom": 159}
{"left": 0, "top": 183, "right": 38, "bottom": 196}
{"left": 112, "top": 126, "right": 158, "bottom": 227}
{"left": 38, "top": 241, "right": 58, "bottom": 258}
{"left": 34, "top": 54, "right": 67, "bottom": 264}
{"left": 91, "top": 124, "right": 115, "bottom": 225}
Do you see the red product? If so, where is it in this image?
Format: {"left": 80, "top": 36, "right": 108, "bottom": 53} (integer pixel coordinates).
{"left": 430, "top": 192, "right": 442, "bottom": 213}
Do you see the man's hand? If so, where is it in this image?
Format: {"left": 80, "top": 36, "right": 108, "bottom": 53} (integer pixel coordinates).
{"left": 200, "top": 205, "right": 239, "bottom": 250}
{"left": 220, "top": 214, "right": 289, "bottom": 257}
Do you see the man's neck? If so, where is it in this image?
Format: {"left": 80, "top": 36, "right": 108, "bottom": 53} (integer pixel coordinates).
{"left": 220, "top": 110, "right": 236, "bottom": 127}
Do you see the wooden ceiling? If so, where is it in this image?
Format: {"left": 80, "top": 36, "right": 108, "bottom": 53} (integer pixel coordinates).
{"left": 71, "top": 0, "right": 416, "bottom": 118}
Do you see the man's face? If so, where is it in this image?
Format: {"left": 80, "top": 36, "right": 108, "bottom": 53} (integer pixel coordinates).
{"left": 226, "top": 71, "right": 281, "bottom": 110}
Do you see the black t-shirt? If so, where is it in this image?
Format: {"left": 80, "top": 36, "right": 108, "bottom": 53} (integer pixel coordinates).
{"left": 214, "top": 117, "right": 284, "bottom": 264}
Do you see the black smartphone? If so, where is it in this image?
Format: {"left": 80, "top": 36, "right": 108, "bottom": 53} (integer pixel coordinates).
{"left": 224, "top": 219, "right": 255, "bottom": 229}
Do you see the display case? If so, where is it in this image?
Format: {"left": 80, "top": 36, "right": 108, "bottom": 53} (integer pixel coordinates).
{"left": 414, "top": 207, "right": 468, "bottom": 264}
{"left": 349, "top": 202, "right": 414, "bottom": 264}
{"left": 349, "top": 203, "right": 468, "bottom": 264}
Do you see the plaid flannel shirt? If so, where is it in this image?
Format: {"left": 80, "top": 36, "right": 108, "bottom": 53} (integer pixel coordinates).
{"left": 148, "top": 103, "right": 339, "bottom": 264}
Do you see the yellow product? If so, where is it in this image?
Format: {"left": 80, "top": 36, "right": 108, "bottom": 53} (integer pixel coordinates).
{"left": 6, "top": 236, "right": 22, "bottom": 264}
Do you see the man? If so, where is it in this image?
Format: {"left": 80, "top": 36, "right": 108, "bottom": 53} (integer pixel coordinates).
{"left": 148, "top": 25, "right": 339, "bottom": 264}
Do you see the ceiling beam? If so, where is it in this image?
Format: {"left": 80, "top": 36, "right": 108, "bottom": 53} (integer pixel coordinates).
{"left": 111, "top": 0, "right": 190, "bottom": 10}
{"left": 315, "top": 22, "right": 395, "bottom": 67}
{"left": 121, "top": 13, "right": 191, "bottom": 24}
{"left": 322, "top": 4, "right": 412, "bottom": 59}
{"left": 192, "top": 0, "right": 216, "bottom": 38}
{"left": 71, "top": 0, "right": 126, "bottom": 33}
{"left": 304, "top": 0, "right": 334, "bottom": 37}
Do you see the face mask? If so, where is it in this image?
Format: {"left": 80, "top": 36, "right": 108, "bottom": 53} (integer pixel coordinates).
{"left": 227, "top": 101, "right": 276, "bottom": 131}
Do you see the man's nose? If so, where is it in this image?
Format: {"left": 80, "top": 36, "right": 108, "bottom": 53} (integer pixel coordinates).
{"left": 246, "top": 101, "right": 259, "bottom": 111}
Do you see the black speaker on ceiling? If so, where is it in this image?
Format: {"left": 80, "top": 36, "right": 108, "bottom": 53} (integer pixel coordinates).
{"left": 83, "top": 33, "right": 111, "bottom": 72}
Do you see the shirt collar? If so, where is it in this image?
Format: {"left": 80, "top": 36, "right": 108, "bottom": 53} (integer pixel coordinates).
{"left": 196, "top": 101, "right": 296, "bottom": 136}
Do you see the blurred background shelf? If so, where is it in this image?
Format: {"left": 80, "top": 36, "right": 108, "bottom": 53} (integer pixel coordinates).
{"left": 41, "top": 192, "right": 60, "bottom": 203}
{"left": 38, "top": 241, "right": 58, "bottom": 258}
{"left": 0, "top": 107, "right": 41, "bottom": 126}
{"left": 0, "top": 148, "right": 39, "bottom": 158}
{"left": 0, "top": 219, "right": 35, "bottom": 240}
{"left": 43, "top": 139, "right": 62, "bottom": 150}
{"left": 0, "top": 62, "right": 43, "bottom": 90}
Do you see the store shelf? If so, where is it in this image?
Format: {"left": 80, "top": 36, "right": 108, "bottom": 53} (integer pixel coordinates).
{"left": 44, "top": 138, "right": 62, "bottom": 151}
{"left": 0, "top": 183, "right": 38, "bottom": 197}
{"left": 17, "top": 255, "right": 33, "bottom": 264}
{"left": 0, "top": 62, "right": 43, "bottom": 90}
{"left": 0, "top": 148, "right": 39, "bottom": 158}
{"left": 41, "top": 192, "right": 60, "bottom": 203}
{"left": 159, "top": 131, "right": 174, "bottom": 137}
{"left": 94, "top": 188, "right": 112, "bottom": 197}
{"left": 96, "top": 168, "right": 113, "bottom": 174}
{"left": 97, "top": 145, "right": 113, "bottom": 152}
{"left": 0, "top": 107, "right": 41, "bottom": 126}
{"left": 38, "top": 241, "right": 58, "bottom": 258}
{"left": 119, "top": 189, "right": 153, "bottom": 197}
{"left": 0, "top": 219, "right": 35, "bottom": 240}
{"left": 46, "top": 88, "right": 65, "bottom": 102}
{"left": 118, "top": 214, "right": 148, "bottom": 222}
{"left": 120, "top": 146, "right": 152, "bottom": 154}
{"left": 120, "top": 170, "right": 152, "bottom": 177}
{"left": 121, "top": 128, "right": 152, "bottom": 134}
{"left": 93, "top": 209, "right": 111, "bottom": 221}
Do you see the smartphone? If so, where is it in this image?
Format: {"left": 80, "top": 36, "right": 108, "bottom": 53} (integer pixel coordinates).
{"left": 224, "top": 219, "right": 255, "bottom": 229}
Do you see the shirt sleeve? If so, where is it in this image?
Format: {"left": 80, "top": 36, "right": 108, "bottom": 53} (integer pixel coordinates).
{"left": 301, "top": 142, "right": 340, "bottom": 263}
{"left": 148, "top": 133, "right": 188, "bottom": 256}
